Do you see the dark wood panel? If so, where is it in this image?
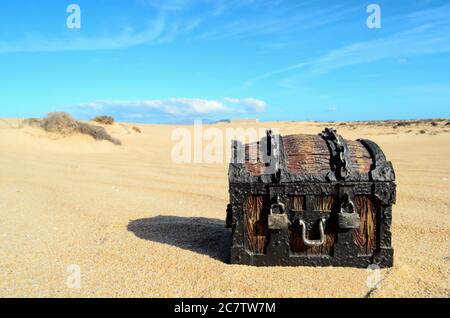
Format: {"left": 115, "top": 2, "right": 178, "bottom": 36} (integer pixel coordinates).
{"left": 244, "top": 195, "right": 269, "bottom": 254}
{"left": 353, "top": 195, "right": 379, "bottom": 254}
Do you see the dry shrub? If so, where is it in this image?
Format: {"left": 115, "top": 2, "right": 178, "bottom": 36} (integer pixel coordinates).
{"left": 396, "top": 121, "right": 410, "bottom": 127}
{"left": 23, "top": 118, "right": 42, "bottom": 128}
{"left": 78, "top": 122, "right": 121, "bottom": 145}
{"left": 132, "top": 126, "right": 142, "bottom": 133}
{"left": 40, "top": 112, "right": 79, "bottom": 135}
{"left": 430, "top": 121, "right": 438, "bottom": 126}
{"left": 214, "top": 119, "right": 231, "bottom": 124}
{"left": 25, "top": 112, "right": 121, "bottom": 145}
{"left": 419, "top": 130, "right": 427, "bottom": 134}
{"left": 91, "top": 116, "right": 115, "bottom": 125}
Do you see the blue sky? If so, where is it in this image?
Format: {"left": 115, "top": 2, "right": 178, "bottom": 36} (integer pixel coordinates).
{"left": 0, "top": 0, "right": 449, "bottom": 123}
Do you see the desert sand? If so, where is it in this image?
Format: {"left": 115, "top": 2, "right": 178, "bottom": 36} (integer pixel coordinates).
{"left": 0, "top": 118, "right": 449, "bottom": 297}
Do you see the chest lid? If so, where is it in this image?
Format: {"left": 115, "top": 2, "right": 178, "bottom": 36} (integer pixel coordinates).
{"left": 229, "top": 128, "right": 395, "bottom": 183}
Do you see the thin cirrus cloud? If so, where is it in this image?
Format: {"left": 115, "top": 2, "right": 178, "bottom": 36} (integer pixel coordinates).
{"left": 74, "top": 97, "right": 267, "bottom": 122}
{"left": 192, "top": 3, "right": 357, "bottom": 41}
{"left": 0, "top": 17, "right": 167, "bottom": 53}
{"left": 0, "top": 13, "right": 201, "bottom": 53}
{"left": 0, "top": 1, "right": 355, "bottom": 53}
{"left": 0, "top": 0, "right": 224, "bottom": 53}
{"left": 144, "top": 0, "right": 194, "bottom": 12}
{"left": 244, "top": 4, "right": 450, "bottom": 88}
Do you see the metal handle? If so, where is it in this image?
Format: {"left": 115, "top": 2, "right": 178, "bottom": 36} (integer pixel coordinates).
{"left": 298, "top": 218, "right": 326, "bottom": 247}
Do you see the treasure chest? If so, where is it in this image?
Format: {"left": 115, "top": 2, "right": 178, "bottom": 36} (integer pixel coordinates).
{"left": 226, "top": 128, "right": 395, "bottom": 267}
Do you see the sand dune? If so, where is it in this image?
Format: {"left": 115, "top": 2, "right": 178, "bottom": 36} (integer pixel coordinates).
{"left": 0, "top": 118, "right": 449, "bottom": 297}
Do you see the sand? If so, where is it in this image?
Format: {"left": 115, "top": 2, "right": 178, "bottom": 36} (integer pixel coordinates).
{"left": 0, "top": 118, "right": 449, "bottom": 297}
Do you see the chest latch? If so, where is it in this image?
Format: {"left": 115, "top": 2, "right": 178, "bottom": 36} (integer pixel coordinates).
{"left": 268, "top": 196, "right": 291, "bottom": 230}
{"left": 338, "top": 194, "right": 360, "bottom": 229}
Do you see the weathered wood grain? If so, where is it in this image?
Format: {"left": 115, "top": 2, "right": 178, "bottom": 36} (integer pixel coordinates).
{"left": 346, "top": 140, "right": 373, "bottom": 174}
{"left": 242, "top": 133, "right": 374, "bottom": 178}
{"left": 244, "top": 195, "right": 269, "bottom": 254}
{"left": 283, "top": 134, "right": 330, "bottom": 175}
{"left": 353, "top": 195, "right": 379, "bottom": 254}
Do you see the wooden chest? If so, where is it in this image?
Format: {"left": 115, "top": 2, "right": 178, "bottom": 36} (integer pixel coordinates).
{"left": 226, "top": 128, "right": 396, "bottom": 267}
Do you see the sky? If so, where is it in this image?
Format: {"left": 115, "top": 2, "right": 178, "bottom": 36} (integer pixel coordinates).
{"left": 0, "top": 0, "right": 449, "bottom": 123}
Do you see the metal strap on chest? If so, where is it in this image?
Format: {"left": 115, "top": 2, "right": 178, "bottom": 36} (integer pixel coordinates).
{"left": 263, "top": 129, "right": 283, "bottom": 181}
{"left": 320, "top": 128, "right": 349, "bottom": 180}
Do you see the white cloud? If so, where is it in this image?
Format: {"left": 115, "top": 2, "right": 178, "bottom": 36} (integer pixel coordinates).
{"left": 74, "top": 97, "right": 267, "bottom": 121}
{"left": 223, "top": 97, "right": 267, "bottom": 112}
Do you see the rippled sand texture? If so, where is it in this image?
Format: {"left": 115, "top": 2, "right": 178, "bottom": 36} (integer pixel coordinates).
{"left": 0, "top": 118, "right": 449, "bottom": 297}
